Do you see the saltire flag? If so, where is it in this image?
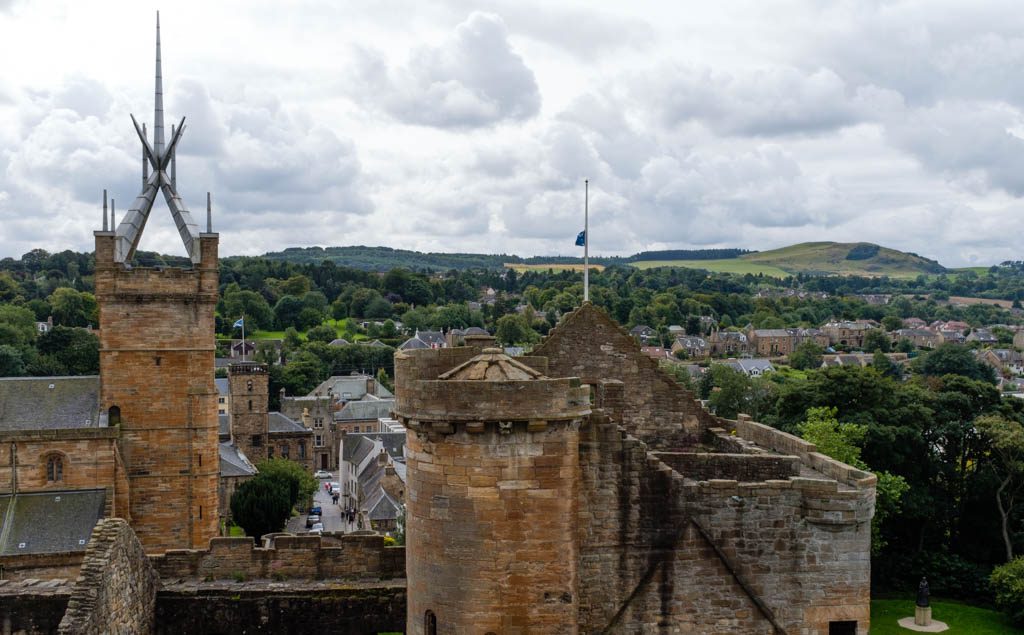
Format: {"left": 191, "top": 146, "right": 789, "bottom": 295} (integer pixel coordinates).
{"left": 233, "top": 318, "right": 244, "bottom": 328}
{"left": 575, "top": 230, "right": 586, "bottom": 246}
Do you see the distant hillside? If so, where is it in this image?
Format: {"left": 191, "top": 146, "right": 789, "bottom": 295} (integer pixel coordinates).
{"left": 257, "top": 243, "right": 946, "bottom": 277}
{"left": 740, "top": 242, "right": 946, "bottom": 277}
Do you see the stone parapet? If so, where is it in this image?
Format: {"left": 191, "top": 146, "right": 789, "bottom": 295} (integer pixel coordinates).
{"left": 653, "top": 451, "right": 801, "bottom": 482}
{"left": 0, "top": 552, "right": 85, "bottom": 582}
{"left": 149, "top": 533, "right": 405, "bottom": 581}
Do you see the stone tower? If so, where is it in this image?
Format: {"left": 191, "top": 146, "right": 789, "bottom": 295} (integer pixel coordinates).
{"left": 228, "top": 362, "right": 269, "bottom": 462}
{"left": 94, "top": 13, "right": 219, "bottom": 552}
{"left": 394, "top": 347, "right": 590, "bottom": 634}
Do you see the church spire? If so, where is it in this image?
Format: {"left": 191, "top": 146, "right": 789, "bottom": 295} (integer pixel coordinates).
{"left": 153, "top": 11, "right": 165, "bottom": 159}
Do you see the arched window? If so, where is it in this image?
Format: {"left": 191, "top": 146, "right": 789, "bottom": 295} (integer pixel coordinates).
{"left": 424, "top": 610, "right": 437, "bottom": 635}
{"left": 46, "top": 455, "right": 63, "bottom": 482}
{"left": 108, "top": 405, "right": 121, "bottom": 426}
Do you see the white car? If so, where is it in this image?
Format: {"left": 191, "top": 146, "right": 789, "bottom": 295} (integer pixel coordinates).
{"left": 314, "top": 470, "right": 332, "bottom": 479}
{"left": 310, "top": 522, "right": 324, "bottom": 534}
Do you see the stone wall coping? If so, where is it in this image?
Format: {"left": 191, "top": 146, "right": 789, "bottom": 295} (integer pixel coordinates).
{"left": 0, "top": 428, "right": 120, "bottom": 442}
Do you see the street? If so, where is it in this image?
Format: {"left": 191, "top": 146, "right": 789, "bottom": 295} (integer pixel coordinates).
{"left": 285, "top": 477, "right": 360, "bottom": 534}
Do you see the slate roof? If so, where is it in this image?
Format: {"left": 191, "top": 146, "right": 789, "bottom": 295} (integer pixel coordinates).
{"left": 727, "top": 358, "right": 775, "bottom": 374}
{"left": 335, "top": 399, "right": 395, "bottom": 421}
{"left": 219, "top": 414, "right": 230, "bottom": 439}
{"left": 358, "top": 454, "right": 404, "bottom": 523}
{"left": 341, "top": 434, "right": 376, "bottom": 464}
{"left": 0, "top": 489, "right": 106, "bottom": 555}
{"left": 398, "top": 337, "right": 429, "bottom": 350}
{"left": 219, "top": 442, "right": 257, "bottom": 478}
{"left": 0, "top": 376, "right": 101, "bottom": 431}
{"left": 269, "top": 412, "right": 308, "bottom": 434}
{"left": 215, "top": 378, "right": 230, "bottom": 396}
{"left": 439, "top": 349, "right": 544, "bottom": 381}
{"left": 348, "top": 431, "right": 407, "bottom": 459}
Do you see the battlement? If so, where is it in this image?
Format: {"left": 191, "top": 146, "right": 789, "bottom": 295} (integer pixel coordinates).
{"left": 228, "top": 362, "right": 268, "bottom": 376}
{"left": 149, "top": 533, "right": 405, "bottom": 581}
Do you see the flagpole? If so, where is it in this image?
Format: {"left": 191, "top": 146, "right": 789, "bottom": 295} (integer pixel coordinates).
{"left": 241, "top": 314, "right": 246, "bottom": 362}
{"left": 584, "top": 179, "right": 589, "bottom": 303}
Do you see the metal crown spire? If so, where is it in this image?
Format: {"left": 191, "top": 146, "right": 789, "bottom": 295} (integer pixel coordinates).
{"left": 112, "top": 12, "right": 202, "bottom": 264}
{"left": 154, "top": 11, "right": 165, "bottom": 158}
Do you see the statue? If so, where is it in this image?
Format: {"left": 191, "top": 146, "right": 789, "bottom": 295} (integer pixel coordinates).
{"left": 916, "top": 577, "right": 930, "bottom": 608}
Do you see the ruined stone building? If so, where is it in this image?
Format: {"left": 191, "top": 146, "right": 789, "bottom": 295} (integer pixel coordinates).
{"left": 395, "top": 303, "right": 875, "bottom": 634}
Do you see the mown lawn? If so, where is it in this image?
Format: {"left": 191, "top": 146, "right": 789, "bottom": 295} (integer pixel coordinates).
{"left": 871, "top": 598, "right": 1021, "bottom": 634}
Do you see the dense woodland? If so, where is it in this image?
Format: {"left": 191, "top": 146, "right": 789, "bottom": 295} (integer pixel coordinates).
{"left": 8, "top": 247, "right": 1024, "bottom": 608}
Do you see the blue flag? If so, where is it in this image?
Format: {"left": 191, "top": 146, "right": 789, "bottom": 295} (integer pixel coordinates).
{"left": 233, "top": 318, "right": 244, "bottom": 328}
{"left": 575, "top": 230, "right": 586, "bottom": 247}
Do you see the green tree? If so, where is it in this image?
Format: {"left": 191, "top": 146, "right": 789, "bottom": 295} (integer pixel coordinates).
{"left": 48, "top": 287, "right": 98, "bottom": 327}
{"left": 36, "top": 326, "right": 99, "bottom": 375}
{"left": 495, "top": 314, "right": 536, "bottom": 345}
{"left": 273, "top": 295, "right": 306, "bottom": 329}
{"left": 223, "top": 289, "right": 274, "bottom": 330}
{"left": 306, "top": 324, "right": 337, "bottom": 343}
{"left": 976, "top": 415, "right": 1024, "bottom": 561}
{"left": 707, "top": 365, "right": 751, "bottom": 419}
{"left": 789, "top": 341, "right": 823, "bottom": 370}
{"left": 255, "top": 458, "right": 318, "bottom": 509}
{"left": 862, "top": 329, "right": 891, "bottom": 353}
{"left": 917, "top": 342, "right": 997, "bottom": 383}
{"left": 0, "top": 345, "right": 26, "bottom": 377}
{"left": 230, "top": 473, "right": 293, "bottom": 540}
{"left": 881, "top": 315, "right": 903, "bottom": 332}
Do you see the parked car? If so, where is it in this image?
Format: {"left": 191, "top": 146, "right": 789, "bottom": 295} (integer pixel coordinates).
{"left": 310, "top": 522, "right": 324, "bottom": 534}
{"left": 329, "top": 482, "right": 340, "bottom": 493}
{"left": 306, "top": 514, "right": 321, "bottom": 529}
{"left": 314, "top": 470, "right": 332, "bottom": 479}
{"left": 309, "top": 505, "right": 322, "bottom": 517}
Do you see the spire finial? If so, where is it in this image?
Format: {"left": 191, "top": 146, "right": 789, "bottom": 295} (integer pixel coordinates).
{"left": 102, "top": 190, "right": 108, "bottom": 231}
{"left": 110, "top": 198, "right": 116, "bottom": 230}
{"left": 154, "top": 11, "right": 165, "bottom": 159}
{"left": 206, "top": 192, "right": 212, "bottom": 232}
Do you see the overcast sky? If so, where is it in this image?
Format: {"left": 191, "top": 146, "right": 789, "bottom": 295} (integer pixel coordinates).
{"left": 3, "top": 1, "right": 1024, "bottom": 266}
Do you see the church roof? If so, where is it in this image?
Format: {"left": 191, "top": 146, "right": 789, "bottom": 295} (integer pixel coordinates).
{"left": 219, "top": 442, "right": 257, "bottom": 478}
{"left": 438, "top": 348, "right": 545, "bottom": 381}
{"left": 0, "top": 376, "right": 102, "bottom": 431}
{"left": 0, "top": 489, "right": 106, "bottom": 555}
{"left": 269, "top": 412, "right": 307, "bottom": 434}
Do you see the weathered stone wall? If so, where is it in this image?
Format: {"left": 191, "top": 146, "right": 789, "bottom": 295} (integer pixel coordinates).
{"left": 267, "top": 430, "right": 314, "bottom": 471}
{"left": 149, "top": 533, "right": 405, "bottom": 581}
{"left": 57, "top": 517, "right": 160, "bottom": 635}
{"left": 577, "top": 414, "right": 874, "bottom": 634}
{"left": 533, "top": 303, "right": 714, "bottom": 447}
{"left": 0, "top": 580, "right": 71, "bottom": 634}
{"left": 652, "top": 451, "right": 800, "bottom": 482}
{"left": 95, "top": 232, "right": 220, "bottom": 551}
{"left": 0, "top": 552, "right": 84, "bottom": 581}
{"left": 155, "top": 582, "right": 406, "bottom": 634}
{"left": 403, "top": 421, "right": 580, "bottom": 635}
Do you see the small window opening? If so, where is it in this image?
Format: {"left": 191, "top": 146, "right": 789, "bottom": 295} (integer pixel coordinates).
{"left": 424, "top": 610, "right": 437, "bottom": 635}
{"left": 828, "top": 621, "right": 857, "bottom": 635}
{"left": 46, "top": 455, "right": 63, "bottom": 482}
{"left": 248, "top": 399, "right": 253, "bottom": 411}
{"left": 108, "top": 405, "right": 121, "bottom": 425}
{"left": 154, "top": 356, "right": 161, "bottom": 366}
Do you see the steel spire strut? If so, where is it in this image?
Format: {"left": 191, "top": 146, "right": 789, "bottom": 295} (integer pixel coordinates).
{"left": 113, "top": 12, "right": 201, "bottom": 264}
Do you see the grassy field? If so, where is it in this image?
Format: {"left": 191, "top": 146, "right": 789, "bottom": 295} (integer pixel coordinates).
{"left": 740, "top": 241, "right": 944, "bottom": 279}
{"left": 871, "top": 598, "right": 1021, "bottom": 634}
{"left": 629, "top": 259, "right": 791, "bottom": 277}
{"left": 505, "top": 263, "right": 605, "bottom": 273}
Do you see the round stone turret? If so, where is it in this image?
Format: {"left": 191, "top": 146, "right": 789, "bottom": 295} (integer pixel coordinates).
{"left": 396, "top": 346, "right": 590, "bottom": 633}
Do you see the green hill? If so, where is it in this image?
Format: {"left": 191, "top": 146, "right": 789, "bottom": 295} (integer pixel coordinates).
{"left": 740, "top": 242, "right": 946, "bottom": 277}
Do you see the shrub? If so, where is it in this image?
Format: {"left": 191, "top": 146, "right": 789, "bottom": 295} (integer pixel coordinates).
{"left": 992, "top": 557, "right": 1024, "bottom": 624}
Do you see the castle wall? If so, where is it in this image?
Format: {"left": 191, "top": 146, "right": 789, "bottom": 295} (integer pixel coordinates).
{"left": 149, "top": 533, "right": 405, "bottom": 581}
{"left": 0, "top": 552, "right": 84, "bottom": 581}
{"left": 0, "top": 582, "right": 70, "bottom": 634}
{"left": 533, "top": 303, "right": 713, "bottom": 447}
{"left": 155, "top": 583, "right": 406, "bottom": 635}
{"left": 404, "top": 421, "right": 580, "bottom": 634}
{"left": 577, "top": 409, "right": 874, "bottom": 634}
{"left": 94, "top": 232, "right": 220, "bottom": 551}
{"left": 57, "top": 518, "right": 160, "bottom": 635}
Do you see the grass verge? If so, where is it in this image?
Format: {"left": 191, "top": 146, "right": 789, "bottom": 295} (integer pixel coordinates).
{"left": 870, "top": 598, "right": 1021, "bottom": 634}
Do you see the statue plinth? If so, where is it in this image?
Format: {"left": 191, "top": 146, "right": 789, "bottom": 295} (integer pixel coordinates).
{"left": 915, "top": 605, "right": 932, "bottom": 626}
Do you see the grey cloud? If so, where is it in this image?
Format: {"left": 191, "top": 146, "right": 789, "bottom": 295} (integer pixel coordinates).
{"left": 169, "top": 79, "right": 225, "bottom": 157}
{"left": 886, "top": 101, "right": 1024, "bottom": 195}
{"left": 354, "top": 12, "right": 540, "bottom": 128}
{"left": 655, "top": 65, "right": 867, "bottom": 137}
